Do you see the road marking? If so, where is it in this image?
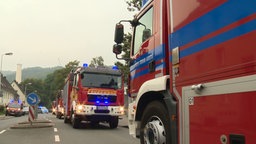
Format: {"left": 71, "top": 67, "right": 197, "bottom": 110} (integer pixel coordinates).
{"left": 0, "top": 130, "right": 6, "bottom": 134}
{"left": 54, "top": 128, "right": 58, "bottom": 132}
{"left": 55, "top": 135, "right": 60, "bottom": 142}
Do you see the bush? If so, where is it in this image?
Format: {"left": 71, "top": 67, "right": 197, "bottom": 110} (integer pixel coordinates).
{"left": 0, "top": 105, "right": 5, "bottom": 115}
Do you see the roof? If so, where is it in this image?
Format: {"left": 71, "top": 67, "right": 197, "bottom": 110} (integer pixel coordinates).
{"left": 1, "top": 73, "right": 17, "bottom": 94}
{"left": 12, "top": 80, "right": 24, "bottom": 92}
{"left": 76, "top": 66, "right": 122, "bottom": 76}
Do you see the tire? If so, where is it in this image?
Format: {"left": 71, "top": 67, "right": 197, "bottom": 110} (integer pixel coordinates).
{"left": 71, "top": 110, "right": 80, "bottom": 129}
{"left": 109, "top": 116, "right": 119, "bottom": 129}
{"left": 140, "top": 101, "right": 171, "bottom": 144}
{"left": 58, "top": 113, "right": 62, "bottom": 119}
{"left": 64, "top": 115, "right": 70, "bottom": 123}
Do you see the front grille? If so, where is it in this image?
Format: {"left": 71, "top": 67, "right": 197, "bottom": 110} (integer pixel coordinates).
{"left": 88, "top": 95, "right": 117, "bottom": 103}
{"left": 94, "top": 110, "right": 110, "bottom": 113}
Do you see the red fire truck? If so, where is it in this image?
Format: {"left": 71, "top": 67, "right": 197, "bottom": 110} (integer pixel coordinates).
{"left": 51, "top": 100, "right": 57, "bottom": 115}
{"left": 113, "top": 0, "right": 255, "bottom": 143}
{"left": 56, "top": 90, "right": 64, "bottom": 119}
{"left": 63, "top": 65, "right": 125, "bottom": 129}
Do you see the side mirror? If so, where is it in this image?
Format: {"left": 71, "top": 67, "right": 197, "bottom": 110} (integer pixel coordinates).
{"left": 113, "top": 44, "right": 122, "bottom": 55}
{"left": 114, "top": 23, "right": 124, "bottom": 44}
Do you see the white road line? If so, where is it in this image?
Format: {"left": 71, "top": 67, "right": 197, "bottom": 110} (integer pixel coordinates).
{"left": 55, "top": 135, "right": 60, "bottom": 142}
{"left": 0, "top": 130, "right": 6, "bottom": 134}
{"left": 54, "top": 128, "right": 58, "bottom": 132}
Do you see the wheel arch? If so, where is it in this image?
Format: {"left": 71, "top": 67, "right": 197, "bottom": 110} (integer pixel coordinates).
{"left": 133, "top": 76, "right": 178, "bottom": 144}
{"left": 134, "top": 75, "right": 170, "bottom": 121}
{"left": 135, "top": 91, "right": 166, "bottom": 121}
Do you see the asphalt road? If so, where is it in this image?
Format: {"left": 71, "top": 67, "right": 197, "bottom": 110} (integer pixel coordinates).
{"left": 0, "top": 113, "right": 140, "bottom": 144}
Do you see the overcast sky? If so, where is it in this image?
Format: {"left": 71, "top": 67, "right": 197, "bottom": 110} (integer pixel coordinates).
{"left": 0, "top": 0, "right": 134, "bottom": 71}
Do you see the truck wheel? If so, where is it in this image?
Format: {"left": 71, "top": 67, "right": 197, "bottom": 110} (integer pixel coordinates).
{"left": 71, "top": 111, "right": 80, "bottom": 129}
{"left": 58, "top": 113, "right": 62, "bottom": 119}
{"left": 109, "top": 116, "right": 118, "bottom": 129}
{"left": 64, "top": 115, "right": 70, "bottom": 123}
{"left": 140, "top": 101, "right": 171, "bottom": 144}
{"left": 72, "top": 117, "right": 80, "bottom": 129}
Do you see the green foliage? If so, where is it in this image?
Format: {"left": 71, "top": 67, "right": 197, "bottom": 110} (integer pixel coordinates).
{"left": 43, "top": 60, "right": 79, "bottom": 107}
{"left": 20, "top": 60, "right": 80, "bottom": 108}
{"left": 126, "top": 0, "right": 142, "bottom": 11}
{"left": 89, "top": 56, "right": 104, "bottom": 67}
{"left": 114, "top": 33, "right": 132, "bottom": 84}
{"left": 113, "top": 1, "right": 141, "bottom": 84}
{"left": 0, "top": 105, "right": 5, "bottom": 115}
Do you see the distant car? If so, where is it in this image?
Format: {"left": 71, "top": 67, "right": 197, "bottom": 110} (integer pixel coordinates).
{"left": 40, "top": 106, "right": 49, "bottom": 114}
{"left": 37, "top": 107, "right": 43, "bottom": 114}
{"left": 6, "top": 103, "right": 23, "bottom": 116}
{"left": 22, "top": 106, "right": 29, "bottom": 115}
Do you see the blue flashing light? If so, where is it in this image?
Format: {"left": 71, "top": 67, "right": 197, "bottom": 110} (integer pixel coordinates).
{"left": 104, "top": 101, "right": 109, "bottom": 104}
{"left": 96, "top": 100, "right": 100, "bottom": 104}
{"left": 83, "top": 63, "right": 88, "bottom": 67}
{"left": 112, "top": 66, "right": 118, "bottom": 70}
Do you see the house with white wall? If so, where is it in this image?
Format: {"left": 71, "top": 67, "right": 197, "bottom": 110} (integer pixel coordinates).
{"left": 0, "top": 74, "right": 16, "bottom": 106}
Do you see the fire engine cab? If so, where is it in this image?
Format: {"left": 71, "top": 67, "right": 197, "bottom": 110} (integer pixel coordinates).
{"left": 113, "top": 0, "right": 255, "bottom": 144}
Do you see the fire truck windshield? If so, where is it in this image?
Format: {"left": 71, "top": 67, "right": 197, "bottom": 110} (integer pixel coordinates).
{"left": 81, "top": 73, "right": 122, "bottom": 89}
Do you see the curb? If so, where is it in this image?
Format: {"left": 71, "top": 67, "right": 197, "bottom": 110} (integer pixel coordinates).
{"left": 118, "top": 115, "right": 128, "bottom": 128}
{"left": 0, "top": 115, "right": 11, "bottom": 120}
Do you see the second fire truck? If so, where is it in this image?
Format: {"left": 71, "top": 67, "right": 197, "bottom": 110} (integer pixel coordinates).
{"left": 63, "top": 65, "right": 125, "bottom": 129}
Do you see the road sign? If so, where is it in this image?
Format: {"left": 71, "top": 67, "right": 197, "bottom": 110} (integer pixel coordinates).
{"left": 27, "top": 93, "right": 39, "bottom": 106}
{"left": 28, "top": 106, "right": 35, "bottom": 122}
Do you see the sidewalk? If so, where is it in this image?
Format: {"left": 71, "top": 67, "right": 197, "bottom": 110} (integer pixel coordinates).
{"left": 118, "top": 115, "right": 128, "bottom": 128}
{"left": 0, "top": 114, "right": 5, "bottom": 120}
{"left": 0, "top": 114, "right": 10, "bottom": 120}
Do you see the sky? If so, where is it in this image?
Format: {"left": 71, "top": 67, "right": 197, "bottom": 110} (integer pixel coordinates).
{"left": 0, "top": 0, "right": 135, "bottom": 71}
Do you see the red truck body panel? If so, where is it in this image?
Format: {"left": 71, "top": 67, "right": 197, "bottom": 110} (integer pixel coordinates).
{"left": 121, "top": 0, "right": 255, "bottom": 143}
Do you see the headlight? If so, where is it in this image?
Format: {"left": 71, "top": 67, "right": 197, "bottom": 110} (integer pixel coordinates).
{"left": 61, "top": 108, "right": 64, "bottom": 113}
{"left": 77, "top": 105, "right": 84, "bottom": 110}
{"left": 119, "top": 106, "right": 124, "bottom": 112}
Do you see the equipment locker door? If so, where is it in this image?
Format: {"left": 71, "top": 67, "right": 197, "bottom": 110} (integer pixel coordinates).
{"left": 182, "top": 75, "right": 256, "bottom": 144}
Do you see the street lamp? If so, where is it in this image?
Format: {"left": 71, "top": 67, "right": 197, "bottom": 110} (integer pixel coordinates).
{"left": 25, "top": 82, "right": 32, "bottom": 96}
{"left": 0, "top": 52, "right": 13, "bottom": 102}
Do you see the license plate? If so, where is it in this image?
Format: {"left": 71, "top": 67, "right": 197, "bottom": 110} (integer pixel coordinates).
{"left": 97, "top": 106, "right": 108, "bottom": 110}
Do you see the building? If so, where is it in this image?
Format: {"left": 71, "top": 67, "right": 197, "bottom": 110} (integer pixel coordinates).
{"left": 15, "top": 64, "right": 22, "bottom": 83}
{"left": 0, "top": 74, "right": 17, "bottom": 106}
{"left": 11, "top": 80, "right": 27, "bottom": 106}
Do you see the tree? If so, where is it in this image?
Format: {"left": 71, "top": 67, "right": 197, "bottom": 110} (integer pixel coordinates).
{"left": 46, "top": 61, "right": 79, "bottom": 99}
{"left": 114, "top": 1, "right": 141, "bottom": 84}
{"left": 89, "top": 56, "right": 104, "bottom": 67}
{"left": 126, "top": 0, "right": 142, "bottom": 11}
{"left": 43, "top": 60, "right": 80, "bottom": 107}
{"left": 20, "top": 78, "right": 46, "bottom": 106}
{"left": 114, "top": 33, "right": 132, "bottom": 83}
